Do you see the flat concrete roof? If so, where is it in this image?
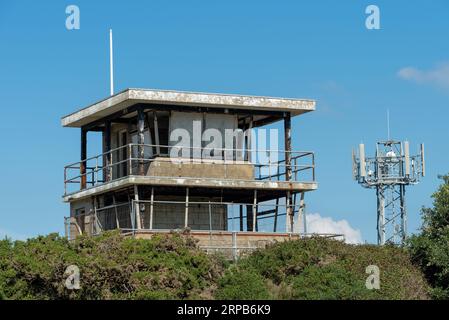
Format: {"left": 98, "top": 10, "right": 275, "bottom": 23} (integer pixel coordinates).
{"left": 61, "top": 88, "right": 316, "bottom": 128}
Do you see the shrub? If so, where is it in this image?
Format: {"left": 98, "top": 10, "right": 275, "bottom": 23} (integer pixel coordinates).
{"left": 215, "top": 266, "right": 270, "bottom": 300}
{"left": 408, "top": 174, "right": 449, "bottom": 299}
{"left": 0, "top": 231, "right": 226, "bottom": 300}
{"left": 224, "top": 237, "right": 429, "bottom": 300}
{"left": 0, "top": 231, "right": 430, "bottom": 300}
{"left": 291, "top": 263, "right": 372, "bottom": 300}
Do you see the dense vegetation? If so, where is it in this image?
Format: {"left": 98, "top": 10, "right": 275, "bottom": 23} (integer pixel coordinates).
{"left": 408, "top": 174, "right": 449, "bottom": 299}
{"left": 0, "top": 232, "right": 226, "bottom": 299}
{"left": 0, "top": 231, "right": 430, "bottom": 300}
{"left": 216, "top": 237, "right": 429, "bottom": 300}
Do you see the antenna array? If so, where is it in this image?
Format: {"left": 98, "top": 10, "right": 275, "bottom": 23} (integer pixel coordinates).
{"left": 353, "top": 140, "right": 425, "bottom": 245}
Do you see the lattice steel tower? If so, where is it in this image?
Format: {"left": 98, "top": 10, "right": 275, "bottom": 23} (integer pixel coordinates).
{"left": 352, "top": 140, "right": 425, "bottom": 245}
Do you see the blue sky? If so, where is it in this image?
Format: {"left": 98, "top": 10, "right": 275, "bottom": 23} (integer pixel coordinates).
{"left": 0, "top": 0, "right": 448, "bottom": 243}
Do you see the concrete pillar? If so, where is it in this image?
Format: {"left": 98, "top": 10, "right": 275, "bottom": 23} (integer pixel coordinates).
{"left": 134, "top": 185, "right": 142, "bottom": 229}
{"left": 296, "top": 192, "right": 305, "bottom": 234}
{"left": 284, "top": 112, "right": 293, "bottom": 232}
{"left": 80, "top": 128, "right": 87, "bottom": 189}
{"left": 137, "top": 108, "right": 145, "bottom": 176}
{"left": 149, "top": 187, "right": 154, "bottom": 230}
{"left": 246, "top": 205, "right": 253, "bottom": 231}
{"left": 273, "top": 198, "right": 279, "bottom": 232}
{"left": 252, "top": 190, "right": 257, "bottom": 232}
{"left": 239, "top": 205, "right": 243, "bottom": 231}
{"left": 153, "top": 111, "right": 161, "bottom": 155}
{"left": 104, "top": 120, "right": 112, "bottom": 182}
{"left": 184, "top": 188, "right": 189, "bottom": 228}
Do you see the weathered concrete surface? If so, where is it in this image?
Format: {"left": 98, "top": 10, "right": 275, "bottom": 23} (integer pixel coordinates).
{"left": 61, "top": 88, "right": 316, "bottom": 128}
{"left": 146, "top": 157, "right": 254, "bottom": 180}
{"left": 63, "top": 175, "right": 318, "bottom": 202}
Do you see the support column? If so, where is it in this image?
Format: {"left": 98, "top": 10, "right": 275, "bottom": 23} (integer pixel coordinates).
{"left": 80, "top": 128, "right": 87, "bottom": 189}
{"left": 93, "top": 196, "right": 100, "bottom": 234}
{"left": 377, "top": 187, "right": 385, "bottom": 245}
{"left": 153, "top": 111, "right": 160, "bottom": 155}
{"left": 296, "top": 192, "right": 305, "bottom": 234}
{"left": 137, "top": 107, "right": 146, "bottom": 176}
{"left": 284, "top": 112, "right": 293, "bottom": 232}
{"left": 149, "top": 187, "right": 154, "bottom": 230}
{"left": 112, "top": 194, "right": 120, "bottom": 230}
{"left": 64, "top": 217, "right": 69, "bottom": 239}
{"left": 246, "top": 205, "right": 253, "bottom": 231}
{"left": 248, "top": 116, "right": 253, "bottom": 162}
{"left": 239, "top": 205, "right": 243, "bottom": 231}
{"left": 184, "top": 188, "right": 190, "bottom": 228}
{"left": 252, "top": 190, "right": 257, "bottom": 232}
{"left": 285, "top": 191, "right": 293, "bottom": 233}
{"left": 208, "top": 201, "right": 213, "bottom": 234}
{"left": 133, "top": 185, "right": 142, "bottom": 230}
{"left": 400, "top": 185, "right": 407, "bottom": 243}
{"left": 273, "top": 198, "right": 279, "bottom": 232}
{"left": 244, "top": 116, "right": 253, "bottom": 162}
{"left": 104, "top": 120, "right": 112, "bottom": 182}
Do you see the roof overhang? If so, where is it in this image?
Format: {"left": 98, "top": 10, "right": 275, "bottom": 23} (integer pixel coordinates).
{"left": 61, "top": 88, "right": 316, "bottom": 128}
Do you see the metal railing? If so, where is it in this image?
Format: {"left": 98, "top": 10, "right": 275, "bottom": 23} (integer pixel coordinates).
{"left": 65, "top": 199, "right": 343, "bottom": 233}
{"left": 63, "top": 199, "right": 344, "bottom": 259}
{"left": 65, "top": 199, "right": 308, "bottom": 236}
{"left": 64, "top": 144, "right": 315, "bottom": 195}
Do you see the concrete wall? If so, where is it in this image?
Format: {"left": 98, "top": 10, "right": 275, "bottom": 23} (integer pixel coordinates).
{"left": 69, "top": 198, "right": 94, "bottom": 238}
{"left": 146, "top": 157, "right": 254, "bottom": 180}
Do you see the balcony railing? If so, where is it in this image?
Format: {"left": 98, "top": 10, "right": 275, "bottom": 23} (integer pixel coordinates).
{"left": 64, "top": 144, "right": 315, "bottom": 195}
{"left": 64, "top": 199, "right": 343, "bottom": 259}
{"left": 64, "top": 199, "right": 331, "bottom": 235}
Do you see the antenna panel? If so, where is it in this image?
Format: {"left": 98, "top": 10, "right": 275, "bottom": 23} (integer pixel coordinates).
{"left": 404, "top": 141, "right": 410, "bottom": 176}
{"left": 421, "top": 143, "right": 425, "bottom": 177}
{"left": 359, "top": 144, "right": 366, "bottom": 177}
{"left": 352, "top": 149, "right": 357, "bottom": 180}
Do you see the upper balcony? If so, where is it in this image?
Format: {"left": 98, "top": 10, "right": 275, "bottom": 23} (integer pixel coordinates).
{"left": 62, "top": 88, "right": 317, "bottom": 201}
{"left": 63, "top": 143, "right": 316, "bottom": 200}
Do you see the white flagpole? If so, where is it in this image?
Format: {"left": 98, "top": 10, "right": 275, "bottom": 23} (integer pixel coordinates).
{"left": 109, "top": 29, "right": 114, "bottom": 96}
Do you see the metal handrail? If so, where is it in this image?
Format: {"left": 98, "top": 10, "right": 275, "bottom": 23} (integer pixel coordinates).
{"left": 64, "top": 143, "right": 316, "bottom": 195}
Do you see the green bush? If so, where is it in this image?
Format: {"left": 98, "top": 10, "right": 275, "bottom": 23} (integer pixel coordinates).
{"left": 215, "top": 266, "right": 270, "bottom": 300}
{"left": 0, "top": 231, "right": 226, "bottom": 300}
{"left": 225, "top": 237, "right": 429, "bottom": 300}
{"left": 0, "top": 231, "right": 431, "bottom": 300}
{"left": 291, "top": 263, "right": 372, "bottom": 300}
{"left": 408, "top": 174, "right": 449, "bottom": 299}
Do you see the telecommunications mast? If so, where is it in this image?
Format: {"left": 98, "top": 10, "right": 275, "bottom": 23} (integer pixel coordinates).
{"left": 352, "top": 123, "right": 425, "bottom": 245}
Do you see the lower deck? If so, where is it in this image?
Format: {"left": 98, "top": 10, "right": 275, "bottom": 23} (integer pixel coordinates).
{"left": 66, "top": 194, "right": 307, "bottom": 237}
